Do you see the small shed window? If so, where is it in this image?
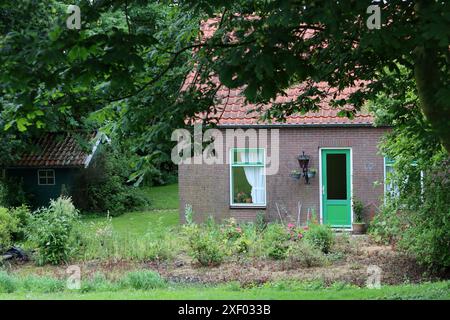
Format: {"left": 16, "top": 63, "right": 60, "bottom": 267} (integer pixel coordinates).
{"left": 38, "top": 170, "right": 55, "bottom": 186}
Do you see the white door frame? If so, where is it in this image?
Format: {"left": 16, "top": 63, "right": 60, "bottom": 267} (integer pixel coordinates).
{"left": 318, "top": 147, "right": 353, "bottom": 230}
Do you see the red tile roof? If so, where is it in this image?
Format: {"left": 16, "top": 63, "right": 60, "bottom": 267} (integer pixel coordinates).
{"left": 13, "top": 132, "right": 96, "bottom": 168}
{"left": 195, "top": 82, "right": 374, "bottom": 126}
{"left": 186, "top": 18, "right": 374, "bottom": 127}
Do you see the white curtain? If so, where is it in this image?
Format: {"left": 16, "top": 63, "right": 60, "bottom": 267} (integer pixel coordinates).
{"left": 239, "top": 151, "right": 265, "bottom": 204}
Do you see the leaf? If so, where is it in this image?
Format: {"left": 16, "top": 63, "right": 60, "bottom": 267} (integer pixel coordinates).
{"left": 36, "top": 120, "right": 45, "bottom": 129}
{"left": 16, "top": 118, "right": 29, "bottom": 132}
{"left": 4, "top": 121, "right": 14, "bottom": 131}
{"left": 49, "top": 27, "right": 62, "bottom": 42}
{"left": 67, "top": 46, "right": 89, "bottom": 62}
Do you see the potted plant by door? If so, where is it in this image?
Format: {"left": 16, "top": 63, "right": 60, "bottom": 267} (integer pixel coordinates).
{"left": 307, "top": 168, "right": 317, "bottom": 179}
{"left": 352, "top": 198, "right": 366, "bottom": 234}
{"left": 290, "top": 169, "right": 302, "bottom": 180}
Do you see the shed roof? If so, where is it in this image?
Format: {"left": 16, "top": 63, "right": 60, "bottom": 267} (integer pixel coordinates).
{"left": 11, "top": 132, "right": 97, "bottom": 168}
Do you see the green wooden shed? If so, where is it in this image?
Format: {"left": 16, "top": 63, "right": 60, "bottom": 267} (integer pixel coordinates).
{"left": 5, "top": 132, "right": 99, "bottom": 208}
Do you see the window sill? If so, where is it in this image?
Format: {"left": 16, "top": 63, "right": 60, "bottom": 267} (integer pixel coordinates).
{"left": 230, "top": 205, "right": 266, "bottom": 210}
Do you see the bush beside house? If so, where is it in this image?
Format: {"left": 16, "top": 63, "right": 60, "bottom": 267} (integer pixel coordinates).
{"left": 72, "top": 147, "right": 150, "bottom": 216}
{"left": 183, "top": 211, "right": 335, "bottom": 267}
{"left": 26, "top": 197, "right": 80, "bottom": 265}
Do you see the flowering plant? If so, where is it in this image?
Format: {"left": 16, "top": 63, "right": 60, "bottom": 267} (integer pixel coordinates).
{"left": 222, "top": 218, "right": 243, "bottom": 241}
{"left": 286, "top": 223, "right": 306, "bottom": 241}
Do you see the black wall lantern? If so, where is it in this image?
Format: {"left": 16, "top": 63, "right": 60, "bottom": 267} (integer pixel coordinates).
{"left": 297, "top": 151, "right": 311, "bottom": 184}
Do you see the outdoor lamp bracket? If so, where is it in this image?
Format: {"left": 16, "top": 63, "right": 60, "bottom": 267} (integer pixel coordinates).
{"left": 297, "top": 151, "right": 310, "bottom": 184}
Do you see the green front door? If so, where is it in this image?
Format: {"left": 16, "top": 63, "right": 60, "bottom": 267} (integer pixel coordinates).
{"left": 321, "top": 149, "right": 351, "bottom": 228}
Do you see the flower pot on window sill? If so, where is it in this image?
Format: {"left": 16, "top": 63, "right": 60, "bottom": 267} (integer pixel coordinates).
{"left": 352, "top": 222, "right": 366, "bottom": 234}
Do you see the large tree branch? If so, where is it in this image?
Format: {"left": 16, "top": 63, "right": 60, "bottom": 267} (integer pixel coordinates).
{"left": 413, "top": 47, "right": 450, "bottom": 153}
{"left": 413, "top": 0, "right": 450, "bottom": 154}
{"left": 106, "top": 39, "right": 256, "bottom": 103}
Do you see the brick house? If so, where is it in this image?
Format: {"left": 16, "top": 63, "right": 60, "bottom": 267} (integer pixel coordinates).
{"left": 178, "top": 84, "right": 391, "bottom": 229}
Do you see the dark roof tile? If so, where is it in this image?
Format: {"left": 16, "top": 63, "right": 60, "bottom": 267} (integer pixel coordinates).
{"left": 13, "top": 132, "right": 95, "bottom": 168}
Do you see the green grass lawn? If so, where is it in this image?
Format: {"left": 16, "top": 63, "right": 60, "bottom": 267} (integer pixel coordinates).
{"left": 81, "top": 183, "right": 179, "bottom": 237}
{"left": 1, "top": 281, "right": 449, "bottom": 300}
{"left": 82, "top": 209, "right": 179, "bottom": 237}
{"left": 145, "top": 183, "right": 179, "bottom": 210}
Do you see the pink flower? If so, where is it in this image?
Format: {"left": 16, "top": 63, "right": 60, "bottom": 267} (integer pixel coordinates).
{"left": 287, "top": 223, "right": 295, "bottom": 229}
{"left": 236, "top": 227, "right": 242, "bottom": 233}
{"left": 298, "top": 233, "right": 303, "bottom": 239}
{"left": 303, "top": 226, "right": 309, "bottom": 231}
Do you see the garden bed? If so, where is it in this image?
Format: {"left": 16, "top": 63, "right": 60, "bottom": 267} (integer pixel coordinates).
{"left": 1, "top": 184, "right": 447, "bottom": 298}
{"left": 6, "top": 236, "right": 438, "bottom": 287}
{"left": 148, "top": 236, "right": 435, "bottom": 286}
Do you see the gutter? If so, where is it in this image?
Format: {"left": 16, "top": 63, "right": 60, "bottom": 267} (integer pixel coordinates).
{"left": 216, "top": 123, "right": 390, "bottom": 129}
{"left": 6, "top": 165, "right": 85, "bottom": 170}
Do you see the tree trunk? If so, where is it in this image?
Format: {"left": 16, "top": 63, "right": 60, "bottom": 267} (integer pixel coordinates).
{"left": 414, "top": 2, "right": 450, "bottom": 154}
{"left": 414, "top": 47, "right": 450, "bottom": 154}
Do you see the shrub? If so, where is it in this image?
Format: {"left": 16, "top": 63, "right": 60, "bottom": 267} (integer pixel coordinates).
{"left": 9, "top": 205, "right": 31, "bottom": 242}
{"left": 120, "top": 270, "right": 167, "bottom": 290}
{"left": 373, "top": 94, "right": 450, "bottom": 271}
{"left": 370, "top": 160, "right": 450, "bottom": 271}
{"left": 304, "top": 223, "right": 334, "bottom": 253}
{"left": 0, "top": 181, "right": 7, "bottom": 207}
{"left": 72, "top": 148, "right": 150, "bottom": 216}
{"left": 26, "top": 197, "right": 80, "bottom": 265}
{"left": 368, "top": 202, "right": 403, "bottom": 245}
{"left": 185, "top": 224, "right": 224, "bottom": 266}
{"left": 353, "top": 198, "right": 364, "bottom": 223}
{"left": 232, "top": 236, "right": 252, "bottom": 255}
{"left": 0, "top": 177, "right": 30, "bottom": 208}
{"left": 221, "top": 218, "right": 243, "bottom": 242}
{"left": 220, "top": 222, "right": 262, "bottom": 257}
{"left": 332, "top": 232, "right": 356, "bottom": 255}
{"left": 0, "top": 207, "right": 19, "bottom": 250}
{"left": 0, "top": 271, "right": 17, "bottom": 293}
{"left": 263, "top": 223, "right": 290, "bottom": 260}
{"left": 286, "top": 241, "right": 328, "bottom": 268}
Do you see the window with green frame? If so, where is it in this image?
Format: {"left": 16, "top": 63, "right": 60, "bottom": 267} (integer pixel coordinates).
{"left": 38, "top": 169, "right": 55, "bottom": 186}
{"left": 384, "top": 157, "right": 424, "bottom": 200}
{"left": 230, "top": 148, "right": 266, "bottom": 206}
{"left": 384, "top": 157, "right": 398, "bottom": 198}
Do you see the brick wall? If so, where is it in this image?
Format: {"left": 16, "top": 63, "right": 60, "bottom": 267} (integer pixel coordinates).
{"left": 179, "top": 126, "right": 388, "bottom": 224}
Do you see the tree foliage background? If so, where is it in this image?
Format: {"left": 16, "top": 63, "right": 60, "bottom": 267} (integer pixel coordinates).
{"left": 0, "top": 0, "right": 203, "bottom": 184}
{"left": 366, "top": 68, "right": 450, "bottom": 271}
